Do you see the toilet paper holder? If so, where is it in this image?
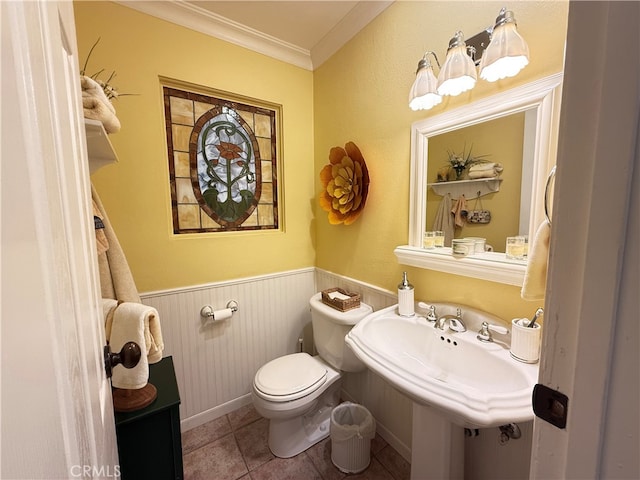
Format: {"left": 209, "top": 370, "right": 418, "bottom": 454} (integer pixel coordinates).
{"left": 200, "top": 300, "right": 239, "bottom": 324}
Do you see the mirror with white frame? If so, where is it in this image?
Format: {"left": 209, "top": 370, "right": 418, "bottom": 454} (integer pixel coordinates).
{"left": 395, "top": 73, "right": 563, "bottom": 286}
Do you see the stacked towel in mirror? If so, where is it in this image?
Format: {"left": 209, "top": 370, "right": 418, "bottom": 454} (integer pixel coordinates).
{"left": 468, "top": 162, "right": 503, "bottom": 179}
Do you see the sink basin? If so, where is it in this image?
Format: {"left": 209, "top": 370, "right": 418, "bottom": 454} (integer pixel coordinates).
{"left": 345, "top": 303, "right": 539, "bottom": 428}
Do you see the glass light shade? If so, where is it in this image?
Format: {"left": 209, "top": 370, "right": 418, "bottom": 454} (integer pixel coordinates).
{"left": 437, "top": 44, "right": 477, "bottom": 96}
{"left": 479, "top": 22, "right": 530, "bottom": 82}
{"left": 409, "top": 64, "right": 442, "bottom": 111}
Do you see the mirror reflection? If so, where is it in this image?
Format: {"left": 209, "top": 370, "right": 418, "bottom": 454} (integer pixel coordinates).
{"left": 425, "top": 111, "right": 531, "bottom": 253}
{"left": 396, "top": 73, "right": 563, "bottom": 286}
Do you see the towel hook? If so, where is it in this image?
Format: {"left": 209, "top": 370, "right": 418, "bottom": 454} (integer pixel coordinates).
{"left": 544, "top": 166, "right": 556, "bottom": 225}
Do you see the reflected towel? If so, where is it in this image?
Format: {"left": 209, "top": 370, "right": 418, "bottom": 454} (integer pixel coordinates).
{"left": 451, "top": 194, "right": 468, "bottom": 228}
{"left": 468, "top": 170, "right": 498, "bottom": 179}
{"left": 81, "top": 76, "right": 121, "bottom": 134}
{"left": 432, "top": 193, "right": 455, "bottom": 246}
{"left": 109, "top": 302, "right": 164, "bottom": 389}
{"left": 521, "top": 221, "right": 551, "bottom": 300}
{"left": 468, "top": 162, "right": 503, "bottom": 179}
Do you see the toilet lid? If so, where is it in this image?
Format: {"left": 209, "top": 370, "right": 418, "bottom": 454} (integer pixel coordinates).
{"left": 254, "top": 353, "right": 327, "bottom": 402}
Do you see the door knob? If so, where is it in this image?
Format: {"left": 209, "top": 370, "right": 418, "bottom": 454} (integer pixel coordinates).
{"left": 104, "top": 342, "right": 141, "bottom": 378}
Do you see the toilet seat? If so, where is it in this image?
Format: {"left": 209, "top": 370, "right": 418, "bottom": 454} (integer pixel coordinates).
{"left": 253, "top": 353, "right": 327, "bottom": 402}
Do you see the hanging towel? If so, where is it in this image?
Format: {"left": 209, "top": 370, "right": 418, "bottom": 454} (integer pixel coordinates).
{"left": 451, "top": 194, "right": 468, "bottom": 228}
{"left": 432, "top": 193, "right": 455, "bottom": 246}
{"left": 81, "top": 76, "right": 121, "bottom": 134}
{"left": 91, "top": 184, "right": 141, "bottom": 304}
{"left": 102, "top": 298, "right": 118, "bottom": 341}
{"left": 521, "top": 221, "right": 551, "bottom": 300}
{"left": 93, "top": 199, "right": 109, "bottom": 255}
{"left": 109, "top": 302, "right": 164, "bottom": 389}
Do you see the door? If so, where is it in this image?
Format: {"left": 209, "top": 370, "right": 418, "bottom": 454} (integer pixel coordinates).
{"left": 530, "top": 1, "right": 639, "bottom": 478}
{"left": 1, "top": 1, "right": 119, "bottom": 478}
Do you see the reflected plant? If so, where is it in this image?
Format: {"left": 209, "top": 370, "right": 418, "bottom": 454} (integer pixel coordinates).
{"left": 446, "top": 144, "right": 490, "bottom": 180}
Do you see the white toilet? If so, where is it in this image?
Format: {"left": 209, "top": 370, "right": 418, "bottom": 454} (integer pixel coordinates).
{"left": 251, "top": 292, "right": 372, "bottom": 458}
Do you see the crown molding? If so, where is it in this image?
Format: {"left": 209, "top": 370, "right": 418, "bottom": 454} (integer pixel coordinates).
{"left": 115, "top": 0, "right": 313, "bottom": 70}
{"left": 114, "top": 1, "right": 393, "bottom": 71}
{"left": 311, "top": 1, "right": 393, "bottom": 69}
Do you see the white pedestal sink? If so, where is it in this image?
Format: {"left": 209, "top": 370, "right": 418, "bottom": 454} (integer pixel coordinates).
{"left": 345, "top": 303, "right": 539, "bottom": 479}
{"left": 412, "top": 403, "right": 465, "bottom": 479}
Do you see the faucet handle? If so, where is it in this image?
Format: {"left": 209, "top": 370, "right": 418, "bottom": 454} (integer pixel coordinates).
{"left": 418, "top": 302, "right": 437, "bottom": 322}
{"left": 477, "top": 321, "right": 509, "bottom": 342}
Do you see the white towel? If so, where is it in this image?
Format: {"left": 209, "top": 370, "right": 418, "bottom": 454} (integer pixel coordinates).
{"left": 102, "top": 298, "right": 118, "bottom": 341}
{"left": 468, "top": 170, "right": 498, "bottom": 179}
{"left": 521, "top": 221, "right": 551, "bottom": 300}
{"left": 109, "top": 302, "right": 164, "bottom": 389}
{"left": 81, "top": 75, "right": 121, "bottom": 133}
{"left": 432, "top": 193, "right": 455, "bottom": 246}
{"left": 469, "top": 162, "right": 497, "bottom": 172}
{"left": 92, "top": 185, "right": 141, "bottom": 304}
{"left": 468, "top": 162, "right": 503, "bottom": 179}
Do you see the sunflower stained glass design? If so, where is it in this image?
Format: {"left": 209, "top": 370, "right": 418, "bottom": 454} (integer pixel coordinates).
{"left": 164, "top": 84, "right": 280, "bottom": 233}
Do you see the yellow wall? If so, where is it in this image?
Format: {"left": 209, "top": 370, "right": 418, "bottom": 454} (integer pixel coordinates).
{"left": 74, "top": 2, "right": 315, "bottom": 292}
{"left": 75, "top": 1, "right": 569, "bottom": 321}
{"left": 313, "top": 1, "right": 569, "bottom": 321}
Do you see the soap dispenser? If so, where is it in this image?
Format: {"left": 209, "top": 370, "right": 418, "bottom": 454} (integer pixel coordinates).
{"left": 397, "top": 271, "right": 415, "bottom": 317}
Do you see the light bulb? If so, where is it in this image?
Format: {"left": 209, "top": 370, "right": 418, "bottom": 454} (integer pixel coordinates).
{"left": 479, "top": 10, "right": 530, "bottom": 82}
{"left": 409, "top": 61, "right": 442, "bottom": 110}
{"left": 437, "top": 32, "right": 477, "bottom": 96}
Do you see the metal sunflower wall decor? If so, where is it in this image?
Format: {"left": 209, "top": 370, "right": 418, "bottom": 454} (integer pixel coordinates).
{"left": 319, "top": 142, "right": 370, "bottom": 225}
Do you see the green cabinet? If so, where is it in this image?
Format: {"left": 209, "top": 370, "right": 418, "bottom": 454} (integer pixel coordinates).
{"left": 115, "top": 356, "right": 183, "bottom": 479}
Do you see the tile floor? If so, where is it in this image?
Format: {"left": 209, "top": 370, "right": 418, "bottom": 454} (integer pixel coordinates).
{"left": 182, "top": 403, "right": 411, "bottom": 480}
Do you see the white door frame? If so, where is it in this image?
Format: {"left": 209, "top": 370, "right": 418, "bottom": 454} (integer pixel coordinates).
{"left": 1, "top": 1, "right": 119, "bottom": 478}
{"left": 530, "top": 2, "right": 639, "bottom": 478}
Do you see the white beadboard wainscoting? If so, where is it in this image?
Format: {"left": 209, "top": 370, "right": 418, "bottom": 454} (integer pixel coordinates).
{"left": 142, "top": 267, "right": 533, "bottom": 478}
{"left": 141, "top": 268, "right": 317, "bottom": 431}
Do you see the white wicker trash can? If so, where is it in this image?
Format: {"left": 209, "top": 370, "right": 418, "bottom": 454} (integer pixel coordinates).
{"left": 330, "top": 402, "right": 376, "bottom": 473}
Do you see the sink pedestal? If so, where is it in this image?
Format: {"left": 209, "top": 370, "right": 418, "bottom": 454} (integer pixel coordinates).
{"left": 411, "top": 403, "right": 464, "bottom": 480}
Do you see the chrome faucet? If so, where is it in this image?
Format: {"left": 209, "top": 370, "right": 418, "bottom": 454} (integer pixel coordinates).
{"left": 435, "top": 308, "right": 466, "bottom": 332}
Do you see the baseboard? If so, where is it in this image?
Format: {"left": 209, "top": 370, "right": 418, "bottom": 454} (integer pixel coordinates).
{"left": 180, "top": 393, "right": 253, "bottom": 432}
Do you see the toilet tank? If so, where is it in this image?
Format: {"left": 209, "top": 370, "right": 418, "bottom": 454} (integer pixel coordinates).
{"left": 309, "top": 292, "right": 372, "bottom": 372}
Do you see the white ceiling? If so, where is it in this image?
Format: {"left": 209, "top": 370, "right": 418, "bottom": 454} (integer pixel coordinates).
{"left": 116, "top": 1, "right": 394, "bottom": 70}
{"left": 190, "top": 1, "right": 361, "bottom": 50}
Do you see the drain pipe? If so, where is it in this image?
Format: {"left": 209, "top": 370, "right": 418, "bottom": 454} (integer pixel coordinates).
{"left": 498, "top": 423, "right": 522, "bottom": 444}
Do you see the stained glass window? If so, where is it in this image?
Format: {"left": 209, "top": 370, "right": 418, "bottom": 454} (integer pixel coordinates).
{"left": 163, "top": 82, "right": 281, "bottom": 233}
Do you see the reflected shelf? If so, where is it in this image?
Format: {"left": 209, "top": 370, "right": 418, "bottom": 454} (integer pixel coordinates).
{"left": 427, "top": 177, "right": 502, "bottom": 199}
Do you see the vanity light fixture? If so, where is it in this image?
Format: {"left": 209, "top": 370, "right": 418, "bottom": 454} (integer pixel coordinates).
{"left": 479, "top": 8, "right": 530, "bottom": 82}
{"left": 408, "top": 52, "right": 442, "bottom": 111}
{"left": 437, "top": 31, "right": 477, "bottom": 97}
{"left": 408, "top": 7, "right": 530, "bottom": 111}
